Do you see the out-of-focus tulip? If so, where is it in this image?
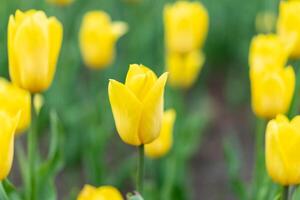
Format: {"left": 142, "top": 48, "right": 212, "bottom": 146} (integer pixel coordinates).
{"left": 47, "top": 0, "right": 74, "bottom": 6}
{"left": 8, "top": 10, "right": 63, "bottom": 93}
{"left": 164, "top": 1, "right": 209, "bottom": 53}
{"left": 266, "top": 114, "right": 300, "bottom": 185}
{"left": 0, "top": 112, "right": 20, "bottom": 180}
{"left": 255, "top": 11, "right": 276, "bottom": 33}
{"left": 33, "top": 94, "right": 44, "bottom": 115}
{"left": 108, "top": 64, "right": 168, "bottom": 146}
{"left": 249, "top": 34, "right": 288, "bottom": 73}
{"left": 277, "top": 1, "right": 300, "bottom": 58}
{"left": 77, "top": 185, "right": 123, "bottom": 200}
{"left": 166, "top": 50, "right": 204, "bottom": 89}
{"left": 250, "top": 66, "right": 295, "bottom": 119}
{"left": 0, "top": 78, "right": 31, "bottom": 134}
{"left": 79, "top": 11, "right": 128, "bottom": 69}
{"left": 145, "top": 109, "right": 176, "bottom": 158}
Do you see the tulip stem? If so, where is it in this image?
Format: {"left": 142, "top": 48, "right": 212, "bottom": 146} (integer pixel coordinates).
{"left": 0, "top": 182, "right": 9, "bottom": 200}
{"left": 282, "top": 186, "right": 289, "bottom": 200}
{"left": 137, "top": 144, "right": 144, "bottom": 195}
{"left": 27, "top": 94, "right": 37, "bottom": 200}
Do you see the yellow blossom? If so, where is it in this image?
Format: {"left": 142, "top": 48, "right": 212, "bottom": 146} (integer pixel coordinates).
{"left": 145, "top": 109, "right": 176, "bottom": 158}
{"left": 77, "top": 185, "right": 123, "bottom": 200}
{"left": 8, "top": 10, "right": 63, "bottom": 93}
{"left": 108, "top": 64, "right": 168, "bottom": 146}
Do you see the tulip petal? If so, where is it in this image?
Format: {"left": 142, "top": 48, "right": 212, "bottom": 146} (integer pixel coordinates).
{"left": 138, "top": 73, "right": 168, "bottom": 144}
{"left": 13, "top": 12, "right": 49, "bottom": 92}
{"left": 48, "top": 17, "right": 63, "bottom": 88}
{"left": 112, "top": 21, "right": 128, "bottom": 39}
{"left": 108, "top": 80, "right": 143, "bottom": 146}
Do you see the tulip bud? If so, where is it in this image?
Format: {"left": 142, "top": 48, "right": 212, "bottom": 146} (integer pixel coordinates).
{"left": 145, "top": 109, "right": 176, "bottom": 158}
{"left": 47, "top": 0, "right": 74, "bottom": 6}
{"left": 166, "top": 50, "right": 204, "bottom": 89}
{"left": 34, "top": 94, "right": 44, "bottom": 115}
{"left": 8, "top": 10, "right": 63, "bottom": 93}
{"left": 79, "top": 11, "right": 128, "bottom": 69}
{"left": 266, "top": 114, "right": 300, "bottom": 185}
{"left": 250, "top": 66, "right": 295, "bottom": 119}
{"left": 0, "top": 111, "right": 20, "bottom": 180}
{"left": 77, "top": 185, "right": 123, "bottom": 200}
{"left": 249, "top": 34, "right": 288, "bottom": 73}
{"left": 108, "top": 64, "right": 168, "bottom": 146}
{"left": 0, "top": 78, "right": 31, "bottom": 134}
{"left": 164, "top": 1, "right": 209, "bottom": 53}
{"left": 277, "top": 1, "right": 300, "bottom": 58}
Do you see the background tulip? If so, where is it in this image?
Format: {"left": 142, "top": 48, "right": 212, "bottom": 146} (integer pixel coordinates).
{"left": 250, "top": 66, "right": 295, "bottom": 119}
{"left": 8, "top": 10, "right": 63, "bottom": 93}
{"left": 79, "top": 11, "right": 128, "bottom": 69}
{"left": 266, "top": 115, "right": 300, "bottom": 185}
{"left": 164, "top": 1, "right": 209, "bottom": 53}
{"left": 0, "top": 78, "right": 31, "bottom": 134}
{"left": 47, "top": 0, "right": 74, "bottom": 6}
{"left": 108, "top": 64, "right": 168, "bottom": 146}
{"left": 77, "top": 185, "right": 123, "bottom": 200}
{"left": 145, "top": 109, "right": 176, "bottom": 158}
{"left": 249, "top": 34, "right": 288, "bottom": 73}
{"left": 166, "top": 50, "right": 204, "bottom": 89}
{"left": 277, "top": 1, "right": 300, "bottom": 58}
{"left": 0, "top": 112, "right": 20, "bottom": 180}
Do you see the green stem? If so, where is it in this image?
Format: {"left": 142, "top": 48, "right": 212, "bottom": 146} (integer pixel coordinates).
{"left": 282, "top": 186, "right": 289, "bottom": 200}
{"left": 27, "top": 94, "right": 37, "bottom": 200}
{"left": 137, "top": 145, "right": 144, "bottom": 195}
{"left": 0, "top": 182, "right": 9, "bottom": 200}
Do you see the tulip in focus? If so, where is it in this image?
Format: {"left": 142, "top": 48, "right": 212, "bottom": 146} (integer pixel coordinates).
{"left": 79, "top": 11, "right": 128, "bottom": 69}
{"left": 108, "top": 64, "right": 168, "bottom": 146}
{"left": 266, "top": 114, "right": 300, "bottom": 185}
{"left": 0, "top": 78, "right": 31, "bottom": 134}
{"left": 164, "top": 1, "right": 209, "bottom": 53}
{"left": 77, "top": 185, "right": 123, "bottom": 200}
{"left": 47, "top": 0, "right": 74, "bottom": 6}
{"left": 277, "top": 1, "right": 300, "bottom": 58}
{"left": 249, "top": 34, "right": 288, "bottom": 73}
{"left": 0, "top": 112, "right": 20, "bottom": 180}
{"left": 166, "top": 50, "right": 204, "bottom": 89}
{"left": 8, "top": 10, "right": 63, "bottom": 93}
{"left": 250, "top": 66, "right": 295, "bottom": 119}
{"left": 145, "top": 109, "right": 176, "bottom": 158}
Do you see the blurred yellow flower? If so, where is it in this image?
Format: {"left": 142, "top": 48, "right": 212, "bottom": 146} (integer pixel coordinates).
{"left": 250, "top": 66, "right": 295, "bottom": 119}
{"left": 145, "top": 109, "right": 176, "bottom": 158}
{"left": 0, "top": 78, "right": 31, "bottom": 134}
{"left": 249, "top": 34, "right": 288, "bottom": 73}
{"left": 277, "top": 1, "right": 300, "bottom": 58}
{"left": 164, "top": 1, "right": 209, "bottom": 53}
{"left": 266, "top": 114, "right": 300, "bottom": 185}
{"left": 47, "top": 0, "right": 74, "bottom": 6}
{"left": 8, "top": 10, "right": 63, "bottom": 93}
{"left": 34, "top": 94, "right": 44, "bottom": 115}
{"left": 79, "top": 11, "right": 128, "bottom": 69}
{"left": 0, "top": 111, "right": 20, "bottom": 181}
{"left": 166, "top": 50, "right": 204, "bottom": 89}
{"left": 77, "top": 185, "right": 123, "bottom": 200}
{"left": 108, "top": 64, "right": 168, "bottom": 146}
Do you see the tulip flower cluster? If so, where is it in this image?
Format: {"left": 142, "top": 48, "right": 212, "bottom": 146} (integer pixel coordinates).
{"left": 164, "top": 1, "right": 209, "bottom": 89}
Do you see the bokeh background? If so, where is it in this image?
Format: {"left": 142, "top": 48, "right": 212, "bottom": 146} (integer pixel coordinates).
{"left": 0, "top": 0, "right": 281, "bottom": 199}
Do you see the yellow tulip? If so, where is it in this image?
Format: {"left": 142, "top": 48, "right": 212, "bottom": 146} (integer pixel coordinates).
{"left": 250, "top": 66, "right": 295, "bottom": 119}
{"left": 0, "top": 112, "right": 20, "bottom": 180}
{"left": 164, "top": 1, "right": 209, "bottom": 53}
{"left": 108, "top": 64, "right": 168, "bottom": 146}
{"left": 79, "top": 11, "right": 128, "bottom": 69}
{"left": 77, "top": 185, "right": 123, "bottom": 200}
{"left": 8, "top": 10, "right": 63, "bottom": 93}
{"left": 249, "top": 34, "right": 288, "bottom": 73}
{"left": 145, "top": 109, "right": 176, "bottom": 158}
{"left": 266, "top": 114, "right": 300, "bottom": 185}
{"left": 166, "top": 50, "right": 204, "bottom": 89}
{"left": 47, "top": 0, "right": 74, "bottom": 6}
{"left": 277, "top": 1, "right": 300, "bottom": 58}
{"left": 0, "top": 78, "right": 31, "bottom": 134}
